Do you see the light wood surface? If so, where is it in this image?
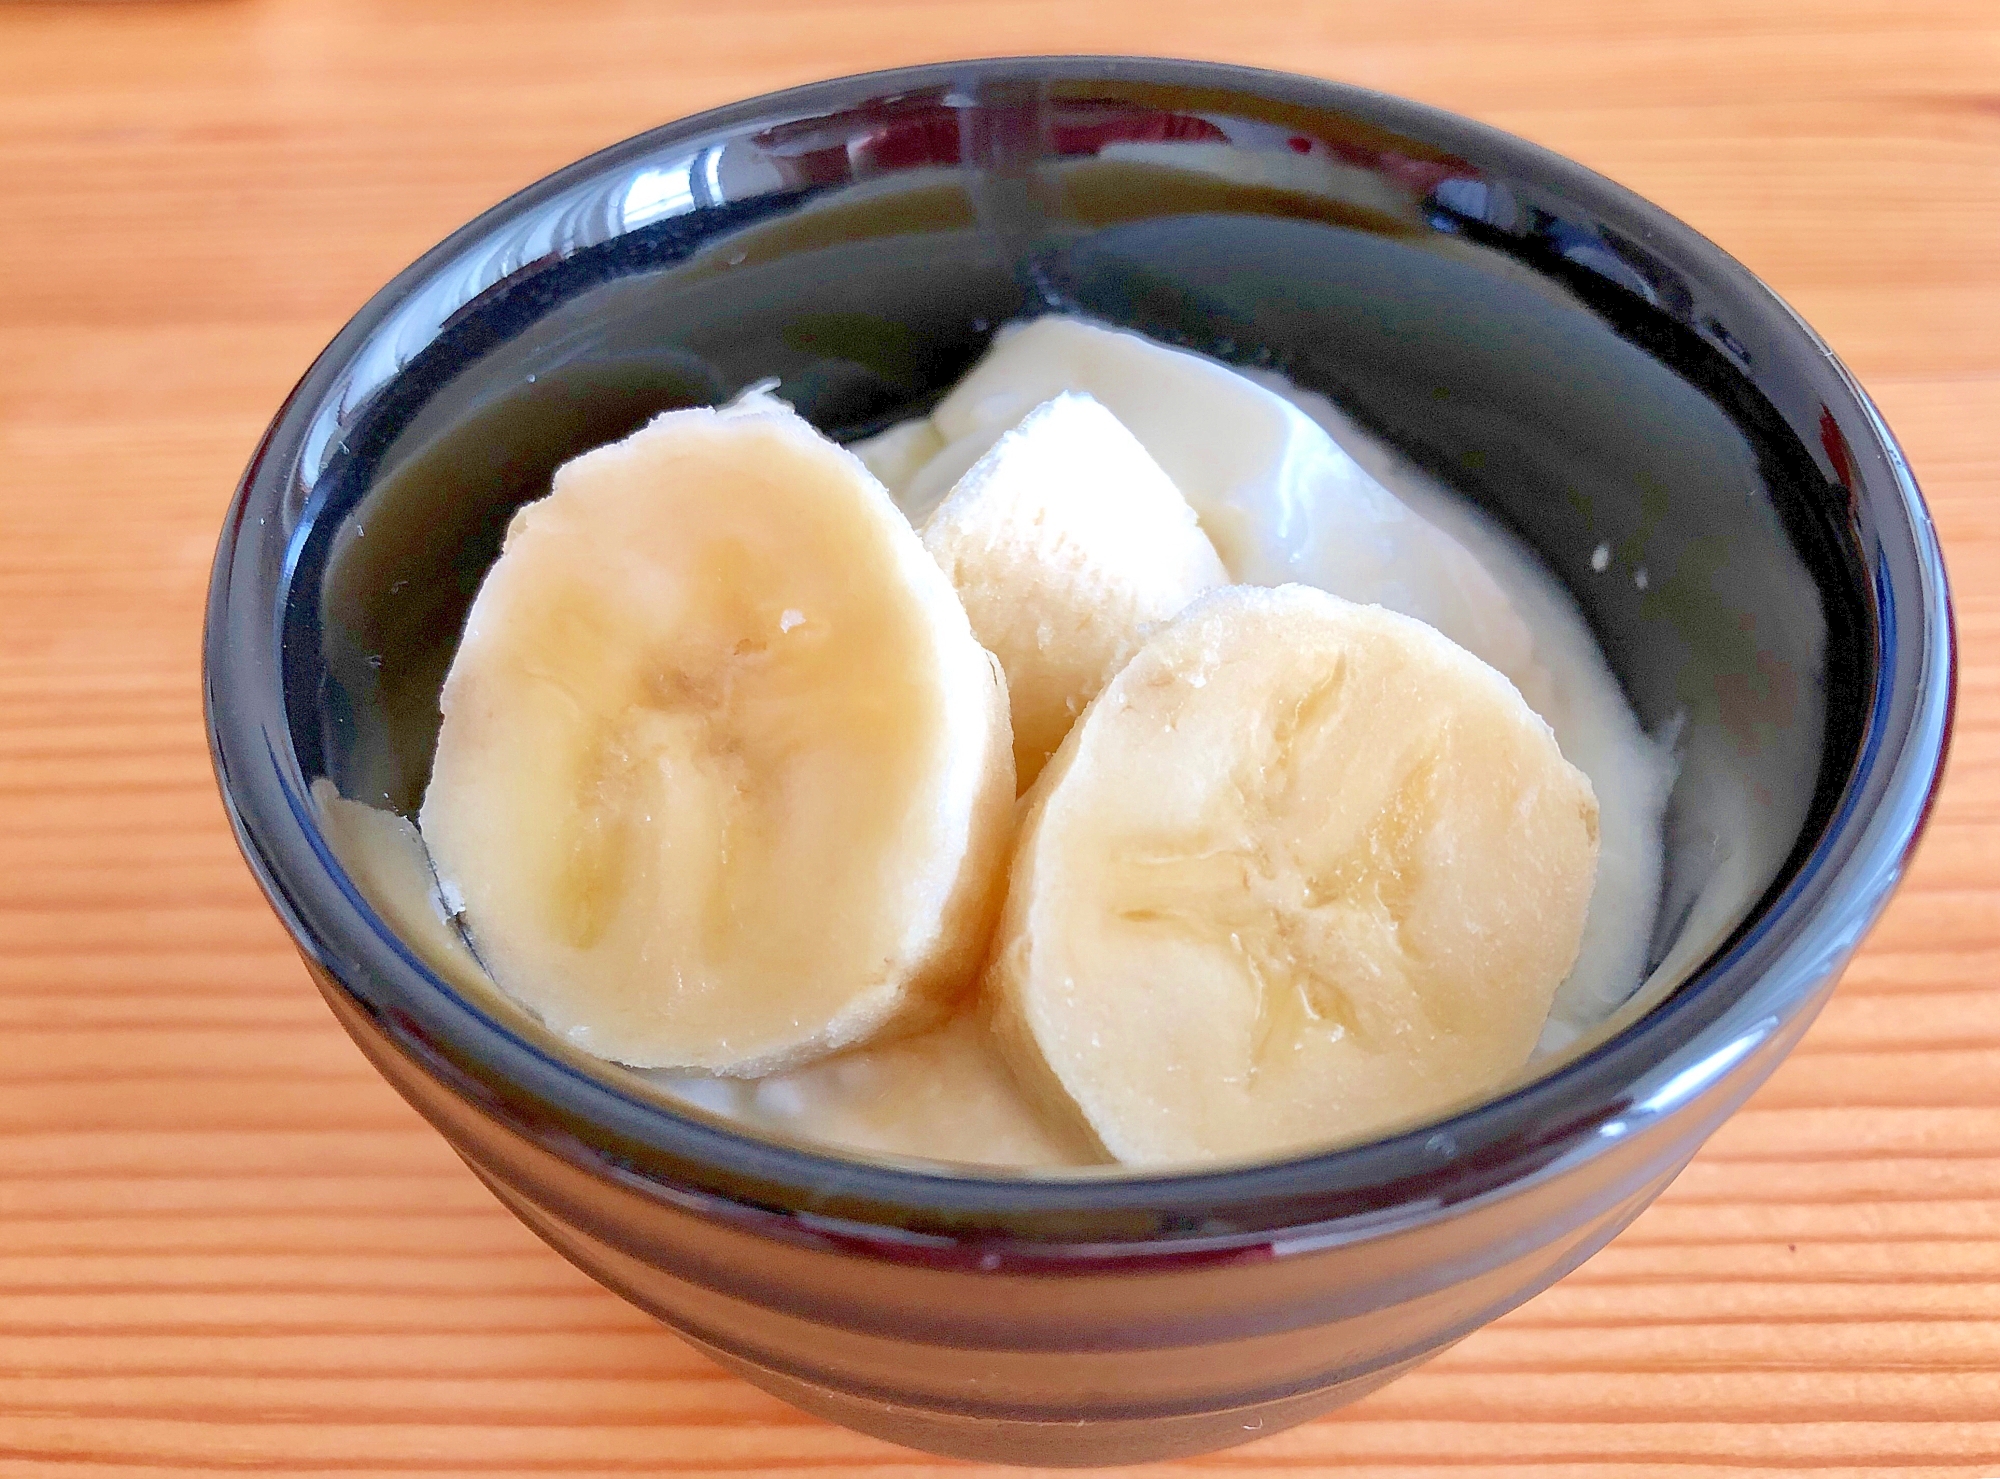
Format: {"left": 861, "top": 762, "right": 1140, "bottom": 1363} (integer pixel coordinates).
{"left": 2, "top": 1, "right": 1996, "bottom": 1474}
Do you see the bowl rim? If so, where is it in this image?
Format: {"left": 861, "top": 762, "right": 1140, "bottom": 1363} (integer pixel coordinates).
{"left": 204, "top": 54, "right": 1955, "bottom": 1251}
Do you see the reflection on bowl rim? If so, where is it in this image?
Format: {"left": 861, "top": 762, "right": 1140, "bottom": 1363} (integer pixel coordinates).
{"left": 204, "top": 55, "right": 1954, "bottom": 1253}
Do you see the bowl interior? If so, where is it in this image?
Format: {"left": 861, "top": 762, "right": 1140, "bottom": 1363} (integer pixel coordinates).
{"left": 268, "top": 66, "right": 1871, "bottom": 1175}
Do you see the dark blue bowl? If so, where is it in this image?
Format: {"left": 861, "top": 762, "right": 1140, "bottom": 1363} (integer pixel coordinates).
{"left": 204, "top": 58, "right": 1952, "bottom": 1465}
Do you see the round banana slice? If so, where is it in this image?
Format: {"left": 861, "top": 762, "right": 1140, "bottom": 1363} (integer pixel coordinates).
{"left": 986, "top": 584, "right": 1599, "bottom": 1166}
{"left": 922, "top": 392, "right": 1227, "bottom": 789}
{"left": 420, "top": 396, "right": 1015, "bottom": 1074}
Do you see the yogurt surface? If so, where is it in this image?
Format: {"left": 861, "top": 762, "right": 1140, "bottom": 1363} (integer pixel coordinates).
{"left": 323, "top": 316, "right": 1677, "bottom": 1169}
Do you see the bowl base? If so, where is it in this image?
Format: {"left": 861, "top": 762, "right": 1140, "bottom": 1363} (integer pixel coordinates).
{"left": 694, "top": 1337, "right": 1437, "bottom": 1466}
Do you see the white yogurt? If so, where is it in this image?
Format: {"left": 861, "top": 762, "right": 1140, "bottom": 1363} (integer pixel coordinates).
{"left": 321, "top": 316, "right": 1676, "bottom": 1169}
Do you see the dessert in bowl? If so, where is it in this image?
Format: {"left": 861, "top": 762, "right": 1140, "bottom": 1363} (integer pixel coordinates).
{"left": 205, "top": 57, "right": 1952, "bottom": 1465}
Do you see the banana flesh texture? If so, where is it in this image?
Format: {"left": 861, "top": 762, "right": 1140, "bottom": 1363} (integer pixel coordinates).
{"left": 987, "top": 584, "right": 1600, "bottom": 1167}
{"left": 921, "top": 392, "right": 1227, "bottom": 789}
{"left": 419, "top": 396, "right": 1015, "bottom": 1074}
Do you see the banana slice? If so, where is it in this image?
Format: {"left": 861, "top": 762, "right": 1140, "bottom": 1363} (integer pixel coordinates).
{"left": 921, "top": 316, "right": 1541, "bottom": 693}
{"left": 921, "top": 392, "right": 1228, "bottom": 788}
{"left": 420, "top": 395, "right": 1015, "bottom": 1074}
{"left": 652, "top": 1010, "right": 1101, "bottom": 1168}
{"left": 987, "top": 584, "right": 1599, "bottom": 1166}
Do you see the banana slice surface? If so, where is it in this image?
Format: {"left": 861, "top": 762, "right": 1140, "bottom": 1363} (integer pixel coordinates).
{"left": 922, "top": 392, "right": 1227, "bottom": 789}
{"left": 988, "top": 584, "right": 1599, "bottom": 1166}
{"left": 420, "top": 397, "right": 1014, "bottom": 1073}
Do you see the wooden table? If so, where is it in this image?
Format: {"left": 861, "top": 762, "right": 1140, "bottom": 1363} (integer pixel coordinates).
{"left": 2, "top": 2, "right": 1995, "bottom": 1473}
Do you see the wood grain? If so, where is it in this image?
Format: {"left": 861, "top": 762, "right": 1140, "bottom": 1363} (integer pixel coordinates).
{"left": 1, "top": 0, "right": 1996, "bottom": 1473}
